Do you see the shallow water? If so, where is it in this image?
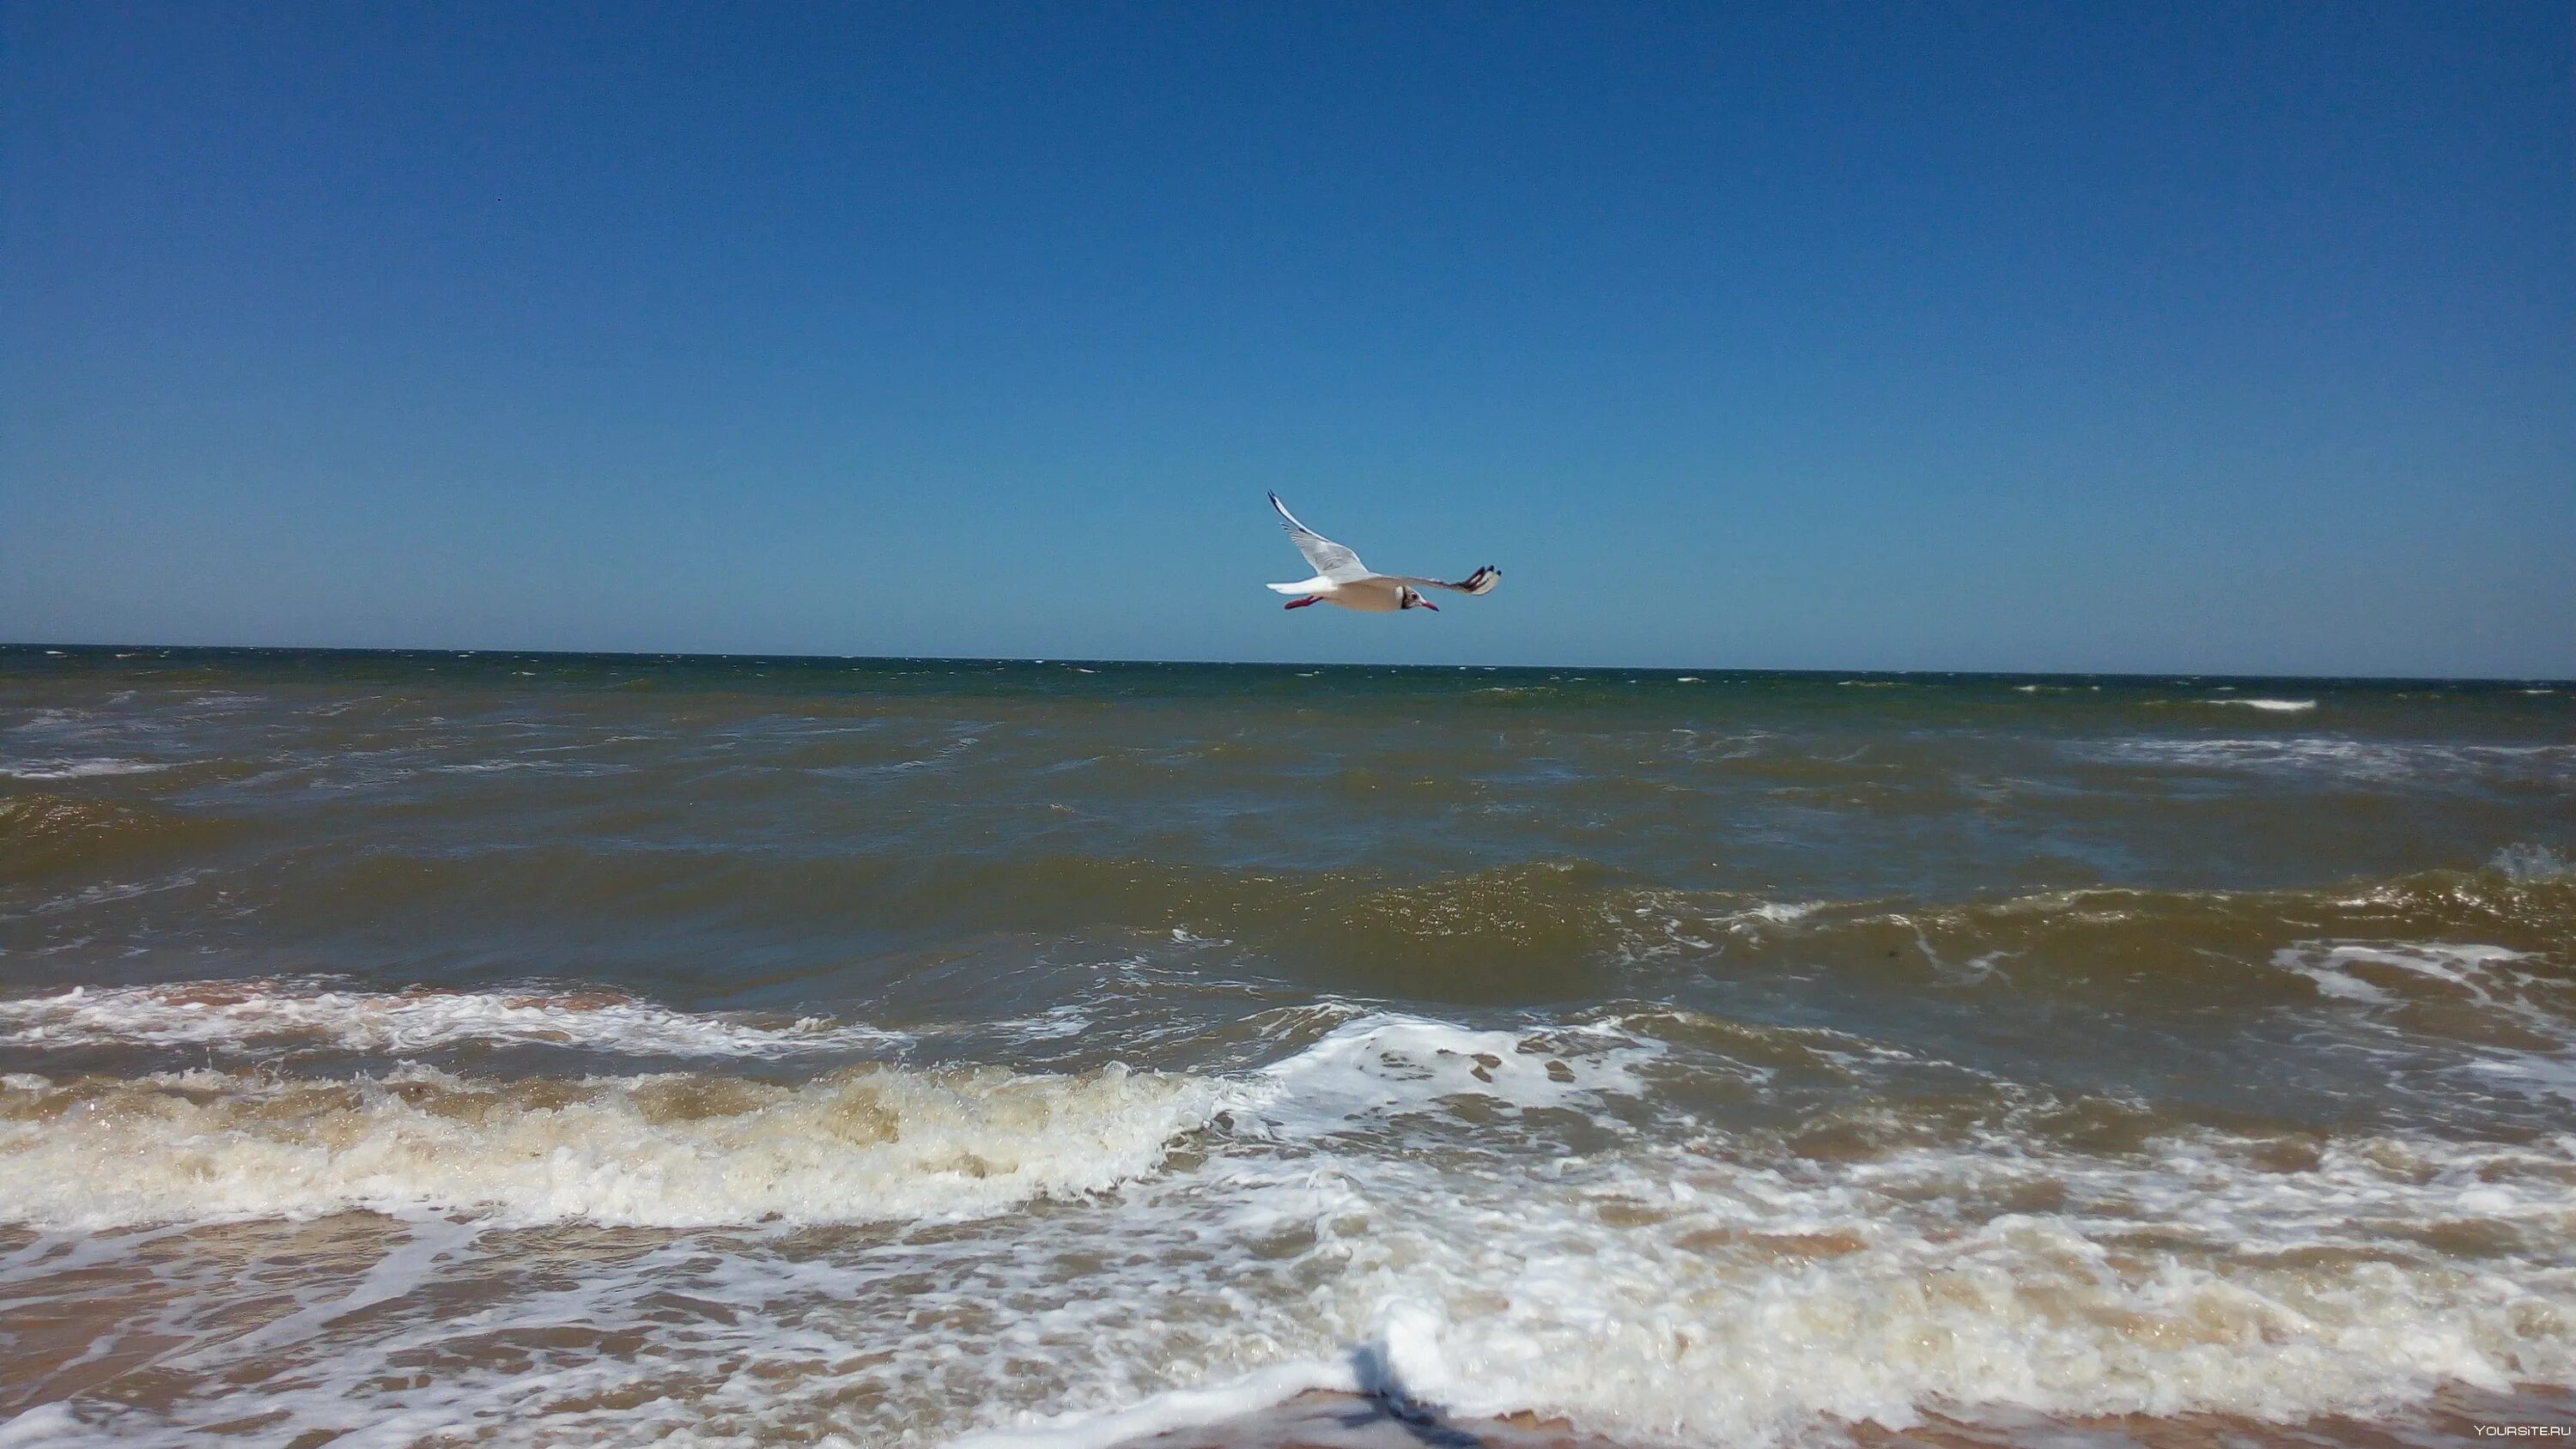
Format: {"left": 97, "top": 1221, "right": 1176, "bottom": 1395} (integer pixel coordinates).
{"left": 1, "top": 646, "right": 2570, "bottom": 1446}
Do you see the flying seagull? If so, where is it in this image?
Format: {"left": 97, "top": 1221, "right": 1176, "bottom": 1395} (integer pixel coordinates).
{"left": 1265, "top": 494, "right": 1501, "bottom": 614}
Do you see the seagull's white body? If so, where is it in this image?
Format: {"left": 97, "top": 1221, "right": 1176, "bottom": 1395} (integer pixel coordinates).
{"left": 1265, "top": 494, "right": 1500, "bottom": 615}
{"left": 1269, "top": 574, "right": 1419, "bottom": 613}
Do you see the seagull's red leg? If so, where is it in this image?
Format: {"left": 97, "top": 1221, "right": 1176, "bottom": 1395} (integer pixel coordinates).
{"left": 1284, "top": 597, "right": 1321, "bottom": 609}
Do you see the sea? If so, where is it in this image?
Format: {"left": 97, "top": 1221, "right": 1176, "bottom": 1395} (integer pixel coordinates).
{"left": 1, "top": 645, "right": 2571, "bottom": 1449}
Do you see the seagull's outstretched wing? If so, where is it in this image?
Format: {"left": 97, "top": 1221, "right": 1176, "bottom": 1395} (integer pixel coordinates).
{"left": 1270, "top": 493, "right": 1370, "bottom": 581}
{"left": 1383, "top": 567, "right": 1502, "bottom": 597}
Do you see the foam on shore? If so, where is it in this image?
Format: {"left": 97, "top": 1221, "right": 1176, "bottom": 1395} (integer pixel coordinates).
{"left": 3, "top": 1013, "right": 2573, "bottom": 1449}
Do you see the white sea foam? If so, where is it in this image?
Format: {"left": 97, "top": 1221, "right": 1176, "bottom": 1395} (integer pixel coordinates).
{"left": 2202, "top": 697, "right": 2317, "bottom": 712}
{"left": 0, "top": 980, "right": 910, "bottom": 1058}
{"left": 1254, "top": 1013, "right": 1659, "bottom": 1136}
{"left": 432, "top": 759, "right": 635, "bottom": 775}
{"left": 7, "top": 1014, "right": 2576, "bottom": 1448}
{"left": 2066, "top": 736, "right": 2576, "bottom": 785}
{"left": 2273, "top": 942, "right": 2553, "bottom": 1022}
{"left": 1378, "top": 1141, "right": 2561, "bottom": 1441}
{"left": 2465, "top": 1054, "right": 2576, "bottom": 1100}
{"left": 1741, "top": 900, "right": 1818, "bottom": 925}
{"left": 955, "top": 1100, "right": 2576, "bottom": 1449}
{"left": 2273, "top": 941, "right": 2576, "bottom": 1102}
{"left": 0, "top": 757, "right": 174, "bottom": 780}
{"left": 0, "top": 1060, "right": 1240, "bottom": 1230}
{"left": 8, "top": 708, "right": 92, "bottom": 732}
{"left": 2493, "top": 843, "right": 2573, "bottom": 882}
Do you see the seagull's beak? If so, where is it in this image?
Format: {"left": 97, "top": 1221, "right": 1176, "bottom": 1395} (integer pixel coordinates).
{"left": 1417, "top": 599, "right": 1439, "bottom": 611}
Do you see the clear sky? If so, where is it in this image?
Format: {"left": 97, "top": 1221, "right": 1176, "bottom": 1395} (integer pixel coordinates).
{"left": 3, "top": 3, "right": 2569, "bottom": 676}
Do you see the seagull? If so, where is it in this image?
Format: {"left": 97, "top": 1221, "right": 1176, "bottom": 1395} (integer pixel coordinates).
{"left": 1266, "top": 494, "right": 1501, "bottom": 614}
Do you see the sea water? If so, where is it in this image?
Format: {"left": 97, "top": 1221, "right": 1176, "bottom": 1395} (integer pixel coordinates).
{"left": 1, "top": 647, "right": 2570, "bottom": 1446}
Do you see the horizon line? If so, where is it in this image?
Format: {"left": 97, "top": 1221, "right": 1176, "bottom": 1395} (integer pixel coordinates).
{"left": 4, "top": 641, "right": 2568, "bottom": 688}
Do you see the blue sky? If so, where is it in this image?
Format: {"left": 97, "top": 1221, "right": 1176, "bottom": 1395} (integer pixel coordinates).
{"left": 4, "top": 3, "right": 2569, "bottom": 675}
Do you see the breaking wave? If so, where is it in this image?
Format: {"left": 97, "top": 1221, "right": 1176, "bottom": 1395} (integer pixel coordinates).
{"left": 0, "top": 757, "right": 175, "bottom": 780}
{"left": 0, "top": 979, "right": 909, "bottom": 1059}
{"left": 2201, "top": 697, "right": 2318, "bottom": 712}
{"left": 3, "top": 1011, "right": 2573, "bottom": 1446}
{"left": 0, "top": 1059, "right": 1242, "bottom": 1229}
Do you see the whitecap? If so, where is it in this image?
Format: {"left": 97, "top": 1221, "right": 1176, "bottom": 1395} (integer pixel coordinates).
{"left": 2491, "top": 843, "right": 2573, "bottom": 882}
{"left": 1254, "top": 1013, "right": 1658, "bottom": 1136}
{"left": 956, "top": 1102, "right": 2576, "bottom": 1449}
{"left": 0, "top": 1060, "right": 1240, "bottom": 1230}
{"left": 2273, "top": 941, "right": 2537, "bottom": 1010}
{"left": 9, "top": 1014, "right": 2576, "bottom": 1447}
{"left": 0, "top": 980, "right": 910, "bottom": 1059}
{"left": 2202, "top": 697, "right": 2317, "bottom": 712}
{"left": 0, "top": 758, "right": 174, "bottom": 780}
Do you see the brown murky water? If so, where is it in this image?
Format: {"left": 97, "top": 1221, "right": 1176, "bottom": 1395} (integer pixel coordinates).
{"left": 2, "top": 646, "right": 2570, "bottom": 1446}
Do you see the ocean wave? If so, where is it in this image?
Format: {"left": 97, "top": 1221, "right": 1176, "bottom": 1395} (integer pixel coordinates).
{"left": 205, "top": 848, "right": 2576, "bottom": 1011}
{"left": 2267, "top": 940, "right": 2576, "bottom": 1100}
{"left": 5, "top": 1012, "right": 2576, "bottom": 1446}
{"left": 0, "top": 794, "right": 232, "bottom": 882}
{"left": 21, "top": 833, "right": 2566, "bottom": 1039}
{"left": 2202, "top": 697, "right": 2318, "bottom": 712}
{"left": 0, "top": 757, "right": 175, "bottom": 780}
{"left": 2063, "top": 735, "right": 2576, "bottom": 784}
{"left": 268, "top": 852, "right": 1661, "bottom": 1000}
{"left": 1680, "top": 868, "right": 2576, "bottom": 1025}
{"left": 0, "top": 1059, "right": 1242, "bottom": 1229}
{"left": 2275, "top": 941, "right": 2541, "bottom": 1012}
{"left": 969, "top": 1133, "right": 2576, "bottom": 1449}
{"left": 2495, "top": 844, "right": 2575, "bottom": 883}
{"left": 961, "top": 1036, "right": 2576, "bottom": 1446}
{"left": 1253, "top": 1012, "right": 1662, "bottom": 1137}
{"left": 0, "top": 979, "right": 911, "bottom": 1059}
